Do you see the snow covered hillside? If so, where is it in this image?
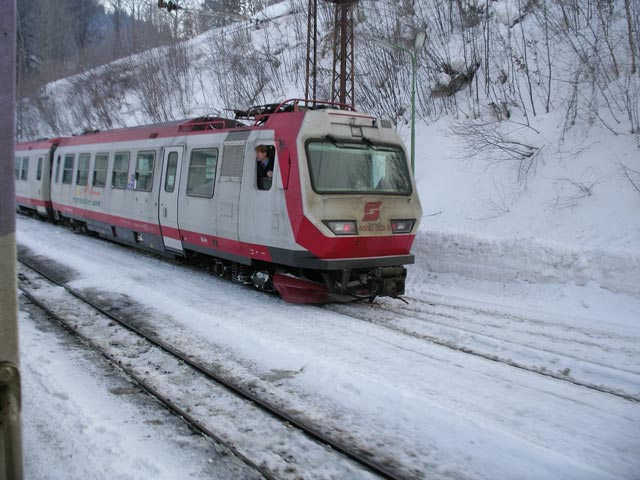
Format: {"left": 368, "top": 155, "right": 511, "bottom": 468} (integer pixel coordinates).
{"left": 18, "top": 0, "right": 640, "bottom": 293}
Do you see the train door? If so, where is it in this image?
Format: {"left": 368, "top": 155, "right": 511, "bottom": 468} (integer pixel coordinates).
{"left": 239, "top": 138, "right": 279, "bottom": 249}
{"left": 158, "top": 145, "right": 184, "bottom": 253}
{"left": 215, "top": 132, "right": 250, "bottom": 255}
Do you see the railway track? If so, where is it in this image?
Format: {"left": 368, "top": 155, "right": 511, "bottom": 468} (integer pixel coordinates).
{"left": 17, "top": 257, "right": 409, "bottom": 480}
{"left": 325, "top": 296, "right": 640, "bottom": 403}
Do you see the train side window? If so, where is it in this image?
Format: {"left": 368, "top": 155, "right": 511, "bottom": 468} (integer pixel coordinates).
{"left": 164, "top": 152, "right": 178, "bottom": 193}
{"left": 37, "top": 157, "right": 43, "bottom": 181}
{"left": 93, "top": 153, "right": 108, "bottom": 188}
{"left": 112, "top": 152, "right": 130, "bottom": 189}
{"left": 62, "top": 154, "right": 74, "bottom": 184}
{"left": 134, "top": 151, "right": 155, "bottom": 192}
{"left": 55, "top": 156, "right": 61, "bottom": 183}
{"left": 14, "top": 157, "right": 20, "bottom": 180}
{"left": 187, "top": 148, "right": 218, "bottom": 198}
{"left": 76, "top": 153, "right": 90, "bottom": 186}
{"left": 20, "top": 157, "right": 29, "bottom": 181}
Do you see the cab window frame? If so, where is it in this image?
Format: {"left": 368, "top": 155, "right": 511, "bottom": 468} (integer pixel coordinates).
{"left": 186, "top": 148, "right": 218, "bottom": 198}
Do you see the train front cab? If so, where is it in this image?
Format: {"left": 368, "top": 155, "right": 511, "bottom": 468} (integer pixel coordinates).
{"left": 269, "top": 105, "right": 423, "bottom": 301}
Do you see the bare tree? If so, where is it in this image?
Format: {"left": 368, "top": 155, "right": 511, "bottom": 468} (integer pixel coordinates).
{"left": 449, "top": 118, "right": 542, "bottom": 185}
{"left": 619, "top": 162, "right": 640, "bottom": 194}
{"left": 68, "top": 63, "right": 131, "bottom": 131}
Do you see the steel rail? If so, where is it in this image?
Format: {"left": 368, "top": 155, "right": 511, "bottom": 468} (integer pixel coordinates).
{"left": 325, "top": 301, "right": 640, "bottom": 403}
{"left": 18, "top": 277, "right": 276, "bottom": 480}
{"left": 18, "top": 256, "right": 406, "bottom": 480}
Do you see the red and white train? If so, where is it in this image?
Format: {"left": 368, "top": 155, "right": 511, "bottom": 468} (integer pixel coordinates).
{"left": 15, "top": 99, "right": 422, "bottom": 303}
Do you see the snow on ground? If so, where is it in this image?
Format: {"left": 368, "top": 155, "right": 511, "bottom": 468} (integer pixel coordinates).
{"left": 19, "top": 296, "right": 261, "bottom": 480}
{"left": 16, "top": 216, "right": 640, "bottom": 479}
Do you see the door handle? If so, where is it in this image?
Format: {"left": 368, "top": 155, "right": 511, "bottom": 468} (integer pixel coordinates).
{"left": 163, "top": 207, "right": 167, "bottom": 218}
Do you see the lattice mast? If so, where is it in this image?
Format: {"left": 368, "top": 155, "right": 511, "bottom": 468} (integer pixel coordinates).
{"left": 305, "top": 0, "right": 319, "bottom": 103}
{"left": 305, "top": 0, "right": 358, "bottom": 108}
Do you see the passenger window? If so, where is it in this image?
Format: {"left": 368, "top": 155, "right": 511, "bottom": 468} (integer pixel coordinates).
{"left": 76, "top": 153, "right": 90, "bottom": 186}
{"left": 62, "top": 155, "right": 74, "bottom": 184}
{"left": 187, "top": 148, "right": 218, "bottom": 198}
{"left": 111, "top": 152, "right": 130, "bottom": 189}
{"left": 37, "top": 157, "right": 43, "bottom": 181}
{"left": 164, "top": 152, "right": 178, "bottom": 193}
{"left": 55, "top": 156, "right": 61, "bottom": 183}
{"left": 14, "top": 157, "right": 20, "bottom": 180}
{"left": 134, "top": 151, "right": 155, "bottom": 192}
{"left": 21, "top": 157, "right": 29, "bottom": 181}
{"left": 93, "top": 153, "right": 108, "bottom": 188}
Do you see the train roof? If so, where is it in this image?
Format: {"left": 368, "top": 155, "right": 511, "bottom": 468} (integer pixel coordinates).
{"left": 232, "top": 98, "right": 358, "bottom": 123}
{"left": 15, "top": 99, "right": 371, "bottom": 150}
{"left": 15, "top": 138, "right": 62, "bottom": 152}
{"left": 57, "top": 116, "right": 248, "bottom": 147}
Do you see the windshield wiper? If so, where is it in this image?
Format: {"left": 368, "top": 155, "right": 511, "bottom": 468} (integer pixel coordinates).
{"left": 361, "top": 136, "right": 381, "bottom": 150}
{"left": 323, "top": 134, "right": 341, "bottom": 146}
{"left": 323, "top": 135, "right": 368, "bottom": 150}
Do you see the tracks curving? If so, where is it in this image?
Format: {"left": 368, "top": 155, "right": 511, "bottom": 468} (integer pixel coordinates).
{"left": 18, "top": 256, "right": 406, "bottom": 480}
{"left": 325, "top": 295, "right": 640, "bottom": 403}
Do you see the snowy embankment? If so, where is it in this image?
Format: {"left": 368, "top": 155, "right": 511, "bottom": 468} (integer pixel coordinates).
{"left": 409, "top": 111, "right": 639, "bottom": 297}
{"left": 412, "top": 230, "right": 640, "bottom": 296}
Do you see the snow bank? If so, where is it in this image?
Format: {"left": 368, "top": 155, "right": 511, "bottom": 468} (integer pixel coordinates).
{"left": 412, "top": 229, "right": 640, "bottom": 295}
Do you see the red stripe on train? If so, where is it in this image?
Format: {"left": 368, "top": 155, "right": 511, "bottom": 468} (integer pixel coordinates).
{"left": 51, "top": 202, "right": 272, "bottom": 261}
{"left": 16, "top": 196, "right": 52, "bottom": 209}
{"left": 52, "top": 202, "right": 162, "bottom": 236}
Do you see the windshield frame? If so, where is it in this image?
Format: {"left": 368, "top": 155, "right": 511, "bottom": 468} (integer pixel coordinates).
{"left": 304, "top": 138, "right": 413, "bottom": 196}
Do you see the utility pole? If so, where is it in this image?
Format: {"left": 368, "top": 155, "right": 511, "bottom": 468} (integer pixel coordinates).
{"left": 327, "top": 0, "right": 356, "bottom": 108}
{"left": 305, "top": 0, "right": 358, "bottom": 108}
{"left": 304, "top": 0, "right": 318, "bottom": 103}
{"left": 373, "top": 32, "right": 426, "bottom": 173}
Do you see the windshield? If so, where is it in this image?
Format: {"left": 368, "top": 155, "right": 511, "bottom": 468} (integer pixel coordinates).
{"left": 306, "top": 139, "right": 412, "bottom": 194}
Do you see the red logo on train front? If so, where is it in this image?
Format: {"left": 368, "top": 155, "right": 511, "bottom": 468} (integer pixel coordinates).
{"left": 362, "top": 201, "right": 382, "bottom": 221}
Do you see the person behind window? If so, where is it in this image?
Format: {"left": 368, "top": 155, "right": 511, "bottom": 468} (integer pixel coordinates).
{"left": 256, "top": 145, "right": 274, "bottom": 190}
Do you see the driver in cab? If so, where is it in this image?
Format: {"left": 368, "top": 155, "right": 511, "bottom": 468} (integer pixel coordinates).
{"left": 256, "top": 145, "right": 274, "bottom": 190}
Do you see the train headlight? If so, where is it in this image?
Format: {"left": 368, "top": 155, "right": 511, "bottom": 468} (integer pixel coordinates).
{"left": 323, "top": 220, "right": 358, "bottom": 235}
{"left": 391, "top": 219, "right": 415, "bottom": 234}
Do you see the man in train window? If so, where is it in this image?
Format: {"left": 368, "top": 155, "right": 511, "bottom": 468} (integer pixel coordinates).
{"left": 256, "top": 145, "right": 274, "bottom": 190}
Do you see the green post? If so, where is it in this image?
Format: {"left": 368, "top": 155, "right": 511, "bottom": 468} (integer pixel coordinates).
{"left": 372, "top": 32, "right": 425, "bottom": 175}
{"left": 410, "top": 50, "right": 416, "bottom": 174}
